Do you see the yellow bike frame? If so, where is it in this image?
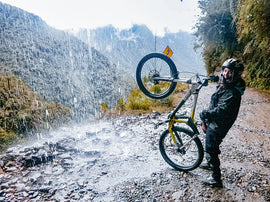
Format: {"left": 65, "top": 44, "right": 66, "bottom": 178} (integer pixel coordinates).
{"left": 168, "top": 82, "right": 200, "bottom": 143}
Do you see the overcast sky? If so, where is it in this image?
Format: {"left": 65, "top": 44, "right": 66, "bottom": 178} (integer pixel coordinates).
{"left": 1, "top": 0, "right": 200, "bottom": 36}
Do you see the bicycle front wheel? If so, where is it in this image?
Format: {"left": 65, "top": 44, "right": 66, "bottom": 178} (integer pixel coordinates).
{"left": 159, "top": 126, "right": 204, "bottom": 171}
{"left": 136, "top": 53, "right": 178, "bottom": 99}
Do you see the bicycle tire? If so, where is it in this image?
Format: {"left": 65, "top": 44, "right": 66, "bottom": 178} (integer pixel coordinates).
{"left": 159, "top": 126, "right": 204, "bottom": 171}
{"left": 136, "top": 53, "right": 178, "bottom": 99}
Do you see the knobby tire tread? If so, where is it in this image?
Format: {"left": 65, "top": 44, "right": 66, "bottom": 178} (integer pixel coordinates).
{"left": 159, "top": 126, "right": 204, "bottom": 171}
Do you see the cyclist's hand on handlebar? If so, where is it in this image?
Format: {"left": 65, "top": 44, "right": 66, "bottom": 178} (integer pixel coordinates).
{"left": 199, "top": 110, "right": 211, "bottom": 122}
{"left": 209, "top": 75, "right": 219, "bottom": 82}
{"left": 202, "top": 79, "right": 208, "bottom": 86}
{"left": 199, "top": 111, "right": 206, "bottom": 121}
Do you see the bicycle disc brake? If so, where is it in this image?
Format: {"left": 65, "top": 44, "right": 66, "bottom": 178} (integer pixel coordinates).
{"left": 150, "top": 70, "right": 160, "bottom": 85}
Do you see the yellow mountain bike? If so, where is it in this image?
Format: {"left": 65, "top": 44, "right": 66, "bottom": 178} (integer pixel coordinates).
{"left": 136, "top": 53, "right": 219, "bottom": 171}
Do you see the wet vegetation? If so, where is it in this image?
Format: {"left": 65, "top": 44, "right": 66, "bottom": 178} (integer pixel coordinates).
{"left": 103, "top": 83, "right": 188, "bottom": 117}
{"left": 0, "top": 74, "right": 72, "bottom": 152}
{"left": 0, "top": 2, "right": 134, "bottom": 120}
{"left": 0, "top": 2, "right": 134, "bottom": 152}
{"left": 0, "top": 1, "right": 269, "bottom": 201}
{"left": 196, "top": 0, "right": 270, "bottom": 90}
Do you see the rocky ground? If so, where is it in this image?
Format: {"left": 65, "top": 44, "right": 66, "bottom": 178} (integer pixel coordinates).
{"left": 0, "top": 84, "right": 269, "bottom": 201}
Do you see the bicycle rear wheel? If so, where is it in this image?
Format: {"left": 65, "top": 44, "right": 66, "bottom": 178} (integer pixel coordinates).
{"left": 136, "top": 53, "right": 178, "bottom": 99}
{"left": 159, "top": 126, "right": 204, "bottom": 171}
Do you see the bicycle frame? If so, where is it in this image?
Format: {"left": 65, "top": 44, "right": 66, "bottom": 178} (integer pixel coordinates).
{"left": 157, "top": 75, "right": 208, "bottom": 145}
{"left": 137, "top": 53, "right": 220, "bottom": 171}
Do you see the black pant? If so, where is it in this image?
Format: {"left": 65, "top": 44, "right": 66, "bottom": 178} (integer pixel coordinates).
{"left": 205, "top": 127, "right": 226, "bottom": 181}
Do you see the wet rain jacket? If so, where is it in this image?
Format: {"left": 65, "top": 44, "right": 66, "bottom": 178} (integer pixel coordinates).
{"left": 207, "top": 78, "right": 246, "bottom": 134}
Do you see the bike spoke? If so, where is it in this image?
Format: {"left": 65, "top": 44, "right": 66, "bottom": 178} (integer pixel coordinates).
{"left": 136, "top": 53, "right": 178, "bottom": 99}
{"left": 159, "top": 127, "right": 203, "bottom": 171}
{"left": 141, "top": 58, "right": 173, "bottom": 94}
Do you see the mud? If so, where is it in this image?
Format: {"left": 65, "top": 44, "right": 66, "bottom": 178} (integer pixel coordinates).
{"left": 113, "top": 85, "right": 270, "bottom": 201}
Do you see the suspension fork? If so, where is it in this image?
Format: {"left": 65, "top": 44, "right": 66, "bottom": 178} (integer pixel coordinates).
{"left": 169, "top": 122, "right": 200, "bottom": 151}
{"left": 168, "top": 117, "right": 200, "bottom": 148}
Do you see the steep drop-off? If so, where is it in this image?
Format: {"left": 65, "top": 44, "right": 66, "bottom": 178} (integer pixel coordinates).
{"left": 0, "top": 2, "right": 134, "bottom": 120}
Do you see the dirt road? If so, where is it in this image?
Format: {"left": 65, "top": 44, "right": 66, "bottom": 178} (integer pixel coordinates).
{"left": 0, "top": 84, "right": 269, "bottom": 201}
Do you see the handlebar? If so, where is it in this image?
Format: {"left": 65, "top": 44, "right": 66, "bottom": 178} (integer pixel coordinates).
{"left": 153, "top": 74, "right": 219, "bottom": 126}
{"left": 196, "top": 75, "right": 219, "bottom": 91}
{"left": 174, "top": 74, "right": 219, "bottom": 86}
{"left": 208, "top": 75, "right": 219, "bottom": 82}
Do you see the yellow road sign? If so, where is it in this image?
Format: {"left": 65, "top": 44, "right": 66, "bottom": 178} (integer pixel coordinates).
{"left": 163, "top": 46, "right": 173, "bottom": 57}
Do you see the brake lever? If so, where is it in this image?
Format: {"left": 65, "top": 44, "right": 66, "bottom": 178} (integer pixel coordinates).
{"left": 209, "top": 75, "right": 219, "bottom": 82}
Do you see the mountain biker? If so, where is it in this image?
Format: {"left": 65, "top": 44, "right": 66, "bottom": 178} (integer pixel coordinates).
{"left": 199, "top": 58, "right": 246, "bottom": 187}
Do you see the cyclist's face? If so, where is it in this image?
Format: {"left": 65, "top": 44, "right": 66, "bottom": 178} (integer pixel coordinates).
{"left": 223, "top": 68, "right": 233, "bottom": 80}
{"left": 222, "top": 67, "right": 234, "bottom": 84}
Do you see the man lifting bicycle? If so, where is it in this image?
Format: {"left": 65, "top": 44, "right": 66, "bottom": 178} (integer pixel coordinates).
{"left": 199, "top": 58, "right": 246, "bottom": 187}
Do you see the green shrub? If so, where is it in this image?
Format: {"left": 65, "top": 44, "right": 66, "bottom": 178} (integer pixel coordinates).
{"left": 0, "top": 74, "right": 72, "bottom": 152}
{"left": 115, "top": 82, "right": 188, "bottom": 114}
{"left": 0, "top": 127, "right": 17, "bottom": 151}
{"left": 117, "top": 97, "right": 125, "bottom": 112}
{"left": 150, "top": 84, "right": 162, "bottom": 94}
{"left": 101, "top": 103, "right": 108, "bottom": 114}
{"left": 126, "top": 89, "right": 150, "bottom": 110}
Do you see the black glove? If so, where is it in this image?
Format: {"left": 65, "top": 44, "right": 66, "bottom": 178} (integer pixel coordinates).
{"left": 199, "top": 110, "right": 211, "bottom": 122}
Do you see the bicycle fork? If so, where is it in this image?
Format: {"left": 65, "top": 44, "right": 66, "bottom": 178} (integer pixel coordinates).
{"left": 168, "top": 119, "right": 200, "bottom": 150}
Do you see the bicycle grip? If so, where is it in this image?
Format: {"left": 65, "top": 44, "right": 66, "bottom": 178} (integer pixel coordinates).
{"left": 209, "top": 75, "right": 219, "bottom": 82}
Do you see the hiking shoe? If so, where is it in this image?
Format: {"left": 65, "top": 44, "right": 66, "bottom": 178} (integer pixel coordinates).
{"left": 203, "top": 178, "right": 223, "bottom": 188}
{"left": 199, "top": 162, "right": 212, "bottom": 170}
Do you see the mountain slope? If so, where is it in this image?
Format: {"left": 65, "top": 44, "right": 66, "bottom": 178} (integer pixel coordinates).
{"left": 72, "top": 24, "right": 206, "bottom": 76}
{"left": 0, "top": 2, "right": 134, "bottom": 120}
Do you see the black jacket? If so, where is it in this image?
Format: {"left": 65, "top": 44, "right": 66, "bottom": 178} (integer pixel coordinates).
{"left": 207, "top": 78, "right": 246, "bottom": 134}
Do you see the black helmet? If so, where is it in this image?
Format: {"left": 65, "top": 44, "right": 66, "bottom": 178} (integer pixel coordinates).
{"left": 222, "top": 58, "right": 244, "bottom": 76}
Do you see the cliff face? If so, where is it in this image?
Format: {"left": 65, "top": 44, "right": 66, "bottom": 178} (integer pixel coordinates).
{"left": 0, "top": 2, "right": 134, "bottom": 120}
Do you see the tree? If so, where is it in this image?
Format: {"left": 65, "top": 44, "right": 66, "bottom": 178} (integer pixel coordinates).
{"left": 196, "top": 0, "right": 270, "bottom": 90}
{"left": 196, "top": 0, "right": 240, "bottom": 74}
